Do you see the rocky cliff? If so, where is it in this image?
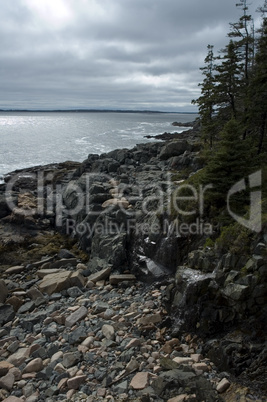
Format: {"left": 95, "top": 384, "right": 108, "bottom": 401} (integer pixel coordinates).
{"left": 0, "top": 130, "right": 266, "bottom": 401}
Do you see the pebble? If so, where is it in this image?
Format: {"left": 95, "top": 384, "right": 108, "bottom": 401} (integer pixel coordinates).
{"left": 0, "top": 372, "right": 15, "bottom": 391}
{"left": 65, "top": 306, "right": 88, "bottom": 327}
{"left": 130, "top": 371, "right": 150, "bottom": 389}
{"left": 102, "top": 324, "right": 115, "bottom": 340}
{"left": 0, "top": 262, "right": 238, "bottom": 402}
{"left": 23, "top": 357, "right": 43, "bottom": 373}
{"left": 216, "top": 377, "right": 231, "bottom": 393}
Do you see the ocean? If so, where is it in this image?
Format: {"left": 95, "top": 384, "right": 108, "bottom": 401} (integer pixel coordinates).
{"left": 0, "top": 111, "right": 197, "bottom": 181}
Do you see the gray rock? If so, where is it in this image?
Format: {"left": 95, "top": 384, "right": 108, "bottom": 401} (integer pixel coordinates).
{"left": 62, "top": 351, "right": 81, "bottom": 368}
{"left": 21, "top": 311, "right": 47, "bottom": 331}
{"left": 114, "top": 380, "right": 128, "bottom": 394}
{"left": 102, "top": 324, "right": 115, "bottom": 341}
{"left": 65, "top": 306, "right": 88, "bottom": 327}
{"left": 42, "top": 326, "right": 58, "bottom": 338}
{"left": 18, "top": 301, "right": 35, "bottom": 314}
{"left": 253, "top": 242, "right": 266, "bottom": 256}
{"left": 67, "top": 286, "right": 84, "bottom": 298}
{"left": 87, "top": 266, "right": 111, "bottom": 282}
{"left": 0, "top": 371, "right": 15, "bottom": 390}
{"left": 0, "top": 304, "right": 15, "bottom": 325}
{"left": 159, "top": 140, "right": 191, "bottom": 160}
{"left": 159, "top": 368, "right": 196, "bottom": 384}
{"left": 68, "top": 326, "right": 88, "bottom": 344}
{"left": 90, "top": 231, "right": 127, "bottom": 269}
{"left": 0, "top": 279, "right": 8, "bottom": 303}
{"left": 92, "top": 301, "right": 109, "bottom": 314}
{"left": 57, "top": 249, "right": 76, "bottom": 259}
{"left": 222, "top": 283, "right": 249, "bottom": 301}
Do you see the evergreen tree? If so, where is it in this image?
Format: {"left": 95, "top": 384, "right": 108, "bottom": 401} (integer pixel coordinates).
{"left": 247, "top": 9, "right": 267, "bottom": 153}
{"left": 214, "top": 40, "right": 243, "bottom": 121}
{"left": 203, "top": 119, "right": 252, "bottom": 212}
{"left": 227, "top": 0, "right": 255, "bottom": 139}
{"left": 228, "top": 0, "right": 254, "bottom": 82}
{"left": 192, "top": 45, "right": 216, "bottom": 148}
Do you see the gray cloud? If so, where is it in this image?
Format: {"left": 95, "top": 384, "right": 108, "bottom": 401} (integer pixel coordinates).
{"left": 0, "top": 0, "right": 263, "bottom": 111}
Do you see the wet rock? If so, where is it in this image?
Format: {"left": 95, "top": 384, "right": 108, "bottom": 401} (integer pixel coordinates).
{"left": 138, "top": 258, "right": 173, "bottom": 282}
{"left": 90, "top": 231, "right": 127, "bottom": 269}
{"left": 222, "top": 283, "right": 249, "bottom": 301}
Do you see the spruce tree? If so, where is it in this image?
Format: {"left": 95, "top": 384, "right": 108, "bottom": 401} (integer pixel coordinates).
{"left": 192, "top": 45, "right": 217, "bottom": 148}
{"left": 203, "top": 119, "right": 252, "bottom": 214}
{"left": 247, "top": 11, "right": 267, "bottom": 153}
{"left": 228, "top": 0, "right": 254, "bottom": 82}
{"left": 214, "top": 40, "right": 243, "bottom": 121}
{"left": 227, "top": 0, "right": 255, "bottom": 139}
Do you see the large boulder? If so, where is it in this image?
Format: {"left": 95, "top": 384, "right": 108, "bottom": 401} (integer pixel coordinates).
{"left": 159, "top": 140, "right": 191, "bottom": 160}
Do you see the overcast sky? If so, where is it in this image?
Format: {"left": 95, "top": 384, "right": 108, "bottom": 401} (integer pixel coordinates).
{"left": 0, "top": 0, "right": 264, "bottom": 112}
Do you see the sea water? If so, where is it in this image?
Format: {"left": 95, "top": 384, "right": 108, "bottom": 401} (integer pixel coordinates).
{"left": 0, "top": 111, "right": 197, "bottom": 181}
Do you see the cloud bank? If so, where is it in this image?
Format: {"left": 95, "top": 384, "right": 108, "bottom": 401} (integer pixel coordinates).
{"left": 0, "top": 0, "right": 263, "bottom": 111}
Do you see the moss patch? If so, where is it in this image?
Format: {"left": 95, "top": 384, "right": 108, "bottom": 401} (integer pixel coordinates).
{"left": 0, "top": 230, "right": 88, "bottom": 270}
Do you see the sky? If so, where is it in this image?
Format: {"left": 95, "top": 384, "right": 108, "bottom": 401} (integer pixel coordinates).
{"left": 0, "top": 0, "right": 264, "bottom": 112}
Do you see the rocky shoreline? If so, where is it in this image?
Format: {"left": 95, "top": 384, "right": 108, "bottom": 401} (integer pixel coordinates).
{"left": 0, "top": 127, "right": 266, "bottom": 401}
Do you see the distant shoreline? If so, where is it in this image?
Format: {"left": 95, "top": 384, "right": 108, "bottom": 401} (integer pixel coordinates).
{"left": 0, "top": 109, "right": 197, "bottom": 114}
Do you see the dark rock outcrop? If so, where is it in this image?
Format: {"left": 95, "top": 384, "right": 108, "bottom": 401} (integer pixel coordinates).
{"left": 0, "top": 126, "right": 266, "bottom": 399}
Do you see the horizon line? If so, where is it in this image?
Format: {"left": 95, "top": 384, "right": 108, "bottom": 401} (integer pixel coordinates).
{"left": 0, "top": 108, "right": 198, "bottom": 114}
